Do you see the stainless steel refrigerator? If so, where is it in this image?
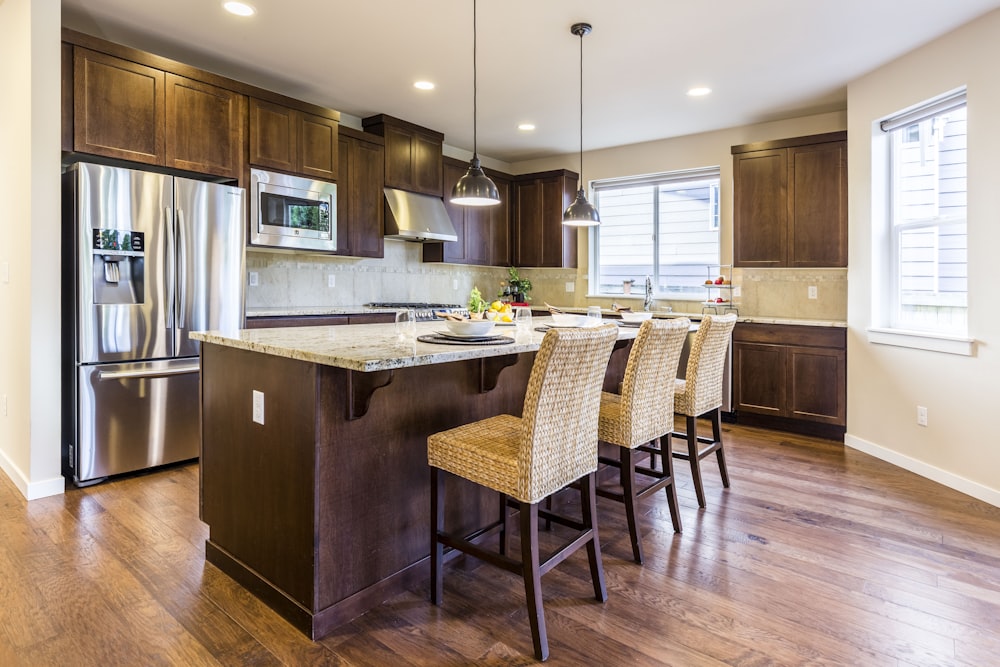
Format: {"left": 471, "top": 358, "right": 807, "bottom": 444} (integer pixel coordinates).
{"left": 62, "top": 162, "right": 245, "bottom": 485}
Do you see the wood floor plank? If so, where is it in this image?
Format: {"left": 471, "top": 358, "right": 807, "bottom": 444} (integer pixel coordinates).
{"left": 3, "top": 419, "right": 1000, "bottom": 665}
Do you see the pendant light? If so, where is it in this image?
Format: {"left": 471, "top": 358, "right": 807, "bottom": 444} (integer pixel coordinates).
{"left": 563, "top": 22, "right": 600, "bottom": 226}
{"left": 451, "top": 0, "right": 501, "bottom": 206}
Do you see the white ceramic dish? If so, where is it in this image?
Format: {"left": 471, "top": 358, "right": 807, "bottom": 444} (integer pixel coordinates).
{"left": 549, "top": 313, "right": 592, "bottom": 328}
{"left": 445, "top": 319, "right": 496, "bottom": 337}
{"left": 619, "top": 311, "right": 653, "bottom": 324}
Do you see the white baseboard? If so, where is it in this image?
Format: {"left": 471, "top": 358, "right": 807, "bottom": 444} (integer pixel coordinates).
{"left": 844, "top": 433, "right": 1000, "bottom": 508}
{"left": 0, "top": 447, "right": 65, "bottom": 500}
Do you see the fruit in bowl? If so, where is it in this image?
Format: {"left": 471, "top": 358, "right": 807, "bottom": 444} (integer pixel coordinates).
{"left": 619, "top": 311, "right": 653, "bottom": 324}
{"left": 445, "top": 318, "right": 496, "bottom": 336}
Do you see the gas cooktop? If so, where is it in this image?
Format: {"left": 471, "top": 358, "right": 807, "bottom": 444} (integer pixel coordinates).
{"left": 365, "top": 302, "right": 468, "bottom": 322}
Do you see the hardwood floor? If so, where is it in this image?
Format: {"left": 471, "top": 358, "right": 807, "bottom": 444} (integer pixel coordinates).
{"left": 2, "top": 421, "right": 999, "bottom": 666}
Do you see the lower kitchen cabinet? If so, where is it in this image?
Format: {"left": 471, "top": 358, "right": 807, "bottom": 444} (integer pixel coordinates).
{"left": 733, "top": 323, "right": 846, "bottom": 439}
{"left": 245, "top": 313, "right": 395, "bottom": 329}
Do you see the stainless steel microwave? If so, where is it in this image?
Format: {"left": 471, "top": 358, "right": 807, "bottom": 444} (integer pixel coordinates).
{"left": 249, "top": 168, "right": 337, "bottom": 252}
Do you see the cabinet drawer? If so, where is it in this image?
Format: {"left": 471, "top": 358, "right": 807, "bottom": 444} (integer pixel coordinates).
{"left": 734, "top": 323, "right": 844, "bottom": 349}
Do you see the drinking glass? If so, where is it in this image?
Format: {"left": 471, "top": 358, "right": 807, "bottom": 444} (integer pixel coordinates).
{"left": 587, "top": 305, "right": 602, "bottom": 323}
{"left": 395, "top": 309, "right": 416, "bottom": 340}
{"left": 513, "top": 306, "right": 532, "bottom": 333}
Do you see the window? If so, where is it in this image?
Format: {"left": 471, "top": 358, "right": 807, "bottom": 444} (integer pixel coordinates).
{"left": 877, "top": 90, "right": 967, "bottom": 338}
{"left": 591, "top": 167, "right": 720, "bottom": 298}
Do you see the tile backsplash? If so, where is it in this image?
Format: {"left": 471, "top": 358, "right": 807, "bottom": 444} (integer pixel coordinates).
{"left": 246, "top": 245, "right": 847, "bottom": 321}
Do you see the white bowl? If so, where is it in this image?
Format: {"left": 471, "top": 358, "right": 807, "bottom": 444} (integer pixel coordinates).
{"left": 619, "top": 311, "right": 653, "bottom": 324}
{"left": 445, "top": 318, "right": 496, "bottom": 336}
{"left": 549, "top": 312, "right": 591, "bottom": 328}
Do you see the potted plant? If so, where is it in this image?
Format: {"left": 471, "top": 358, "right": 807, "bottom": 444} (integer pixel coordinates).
{"left": 468, "top": 286, "right": 488, "bottom": 319}
{"left": 505, "top": 266, "right": 532, "bottom": 303}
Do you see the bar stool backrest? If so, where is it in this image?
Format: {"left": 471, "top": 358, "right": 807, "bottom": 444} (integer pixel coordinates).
{"left": 679, "top": 313, "right": 738, "bottom": 416}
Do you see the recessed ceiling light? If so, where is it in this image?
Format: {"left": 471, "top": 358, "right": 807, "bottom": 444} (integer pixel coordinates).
{"left": 223, "top": 1, "right": 255, "bottom": 16}
{"left": 517, "top": 123, "right": 536, "bottom": 131}
{"left": 414, "top": 81, "right": 435, "bottom": 90}
{"left": 687, "top": 87, "right": 712, "bottom": 97}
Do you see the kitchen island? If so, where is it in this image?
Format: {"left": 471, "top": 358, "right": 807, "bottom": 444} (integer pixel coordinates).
{"left": 191, "top": 320, "right": 637, "bottom": 638}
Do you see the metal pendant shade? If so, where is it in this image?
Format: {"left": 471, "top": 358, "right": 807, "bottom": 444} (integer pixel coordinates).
{"left": 563, "top": 22, "right": 600, "bottom": 226}
{"left": 451, "top": 0, "right": 501, "bottom": 207}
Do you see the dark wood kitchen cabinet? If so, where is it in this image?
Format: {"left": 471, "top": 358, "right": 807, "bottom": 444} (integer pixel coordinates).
{"left": 423, "top": 156, "right": 511, "bottom": 266}
{"left": 733, "top": 322, "right": 846, "bottom": 439}
{"left": 249, "top": 98, "right": 339, "bottom": 181}
{"left": 732, "top": 132, "right": 847, "bottom": 268}
{"left": 245, "top": 313, "right": 395, "bottom": 329}
{"left": 512, "top": 170, "right": 578, "bottom": 268}
{"left": 362, "top": 114, "right": 443, "bottom": 196}
{"left": 72, "top": 47, "right": 245, "bottom": 179}
{"left": 336, "top": 127, "right": 385, "bottom": 258}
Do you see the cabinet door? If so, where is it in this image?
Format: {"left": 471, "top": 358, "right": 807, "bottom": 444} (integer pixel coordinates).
{"left": 733, "top": 342, "right": 785, "bottom": 417}
{"left": 514, "top": 180, "right": 543, "bottom": 267}
{"left": 383, "top": 125, "right": 414, "bottom": 191}
{"left": 441, "top": 160, "right": 469, "bottom": 263}
{"left": 734, "top": 149, "right": 787, "bottom": 267}
{"left": 340, "top": 136, "right": 385, "bottom": 259}
{"left": 73, "top": 47, "right": 165, "bottom": 165}
{"left": 787, "top": 345, "right": 846, "bottom": 424}
{"left": 489, "top": 176, "right": 511, "bottom": 267}
{"left": 412, "top": 131, "right": 443, "bottom": 196}
{"left": 465, "top": 206, "right": 490, "bottom": 265}
{"left": 298, "top": 112, "right": 339, "bottom": 181}
{"left": 249, "top": 98, "right": 297, "bottom": 173}
{"left": 165, "top": 74, "right": 245, "bottom": 179}
{"left": 789, "top": 142, "right": 847, "bottom": 267}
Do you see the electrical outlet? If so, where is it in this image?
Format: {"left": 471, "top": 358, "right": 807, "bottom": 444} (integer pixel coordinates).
{"left": 453, "top": 279, "right": 459, "bottom": 290}
{"left": 566, "top": 281, "right": 575, "bottom": 293}
{"left": 733, "top": 285, "right": 742, "bottom": 298}
{"left": 1, "top": 394, "right": 7, "bottom": 417}
{"left": 808, "top": 285, "right": 818, "bottom": 300}
{"left": 248, "top": 271, "right": 259, "bottom": 287}
{"left": 917, "top": 405, "right": 928, "bottom": 427}
{"left": 327, "top": 274, "right": 336, "bottom": 288}
{"left": 252, "top": 390, "right": 265, "bottom": 425}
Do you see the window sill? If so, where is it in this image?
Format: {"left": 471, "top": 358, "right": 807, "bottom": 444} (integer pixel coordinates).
{"left": 866, "top": 327, "right": 975, "bottom": 356}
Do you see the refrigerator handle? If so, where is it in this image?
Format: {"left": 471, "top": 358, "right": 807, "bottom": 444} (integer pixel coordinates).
{"left": 177, "top": 208, "right": 187, "bottom": 329}
{"left": 98, "top": 363, "right": 200, "bottom": 381}
{"left": 164, "top": 207, "right": 175, "bottom": 330}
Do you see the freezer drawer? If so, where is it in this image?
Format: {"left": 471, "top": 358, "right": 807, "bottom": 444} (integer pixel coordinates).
{"left": 74, "top": 359, "right": 200, "bottom": 483}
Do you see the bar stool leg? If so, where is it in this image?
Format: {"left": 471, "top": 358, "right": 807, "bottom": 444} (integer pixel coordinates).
{"left": 620, "top": 448, "right": 643, "bottom": 564}
{"left": 499, "top": 492, "right": 510, "bottom": 556}
{"left": 711, "top": 409, "right": 730, "bottom": 488}
{"left": 579, "top": 472, "right": 607, "bottom": 601}
{"left": 520, "top": 502, "right": 548, "bottom": 661}
{"left": 660, "top": 435, "right": 683, "bottom": 533}
{"left": 686, "top": 415, "right": 707, "bottom": 508}
{"left": 430, "top": 467, "right": 445, "bottom": 605}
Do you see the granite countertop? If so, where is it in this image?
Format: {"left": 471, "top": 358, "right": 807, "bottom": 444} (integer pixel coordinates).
{"left": 554, "top": 306, "right": 846, "bottom": 328}
{"left": 191, "top": 319, "right": 638, "bottom": 373}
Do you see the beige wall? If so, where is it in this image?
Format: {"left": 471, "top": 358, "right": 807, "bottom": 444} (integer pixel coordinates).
{"left": 846, "top": 10, "right": 1000, "bottom": 506}
{"left": 0, "top": 0, "right": 64, "bottom": 499}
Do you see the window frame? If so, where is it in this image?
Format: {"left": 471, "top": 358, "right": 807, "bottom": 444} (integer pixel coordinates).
{"left": 589, "top": 166, "right": 721, "bottom": 300}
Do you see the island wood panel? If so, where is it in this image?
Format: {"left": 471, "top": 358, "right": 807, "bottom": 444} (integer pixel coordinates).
{"left": 200, "top": 336, "right": 634, "bottom": 638}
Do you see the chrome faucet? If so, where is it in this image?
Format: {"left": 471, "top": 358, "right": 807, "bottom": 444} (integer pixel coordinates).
{"left": 643, "top": 275, "right": 653, "bottom": 312}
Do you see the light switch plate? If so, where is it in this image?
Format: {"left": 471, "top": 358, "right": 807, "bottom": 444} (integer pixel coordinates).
{"left": 808, "top": 285, "right": 818, "bottom": 299}
{"left": 249, "top": 271, "right": 259, "bottom": 287}
{"left": 327, "top": 274, "right": 336, "bottom": 288}
{"left": 733, "top": 285, "right": 742, "bottom": 298}
{"left": 453, "top": 279, "right": 459, "bottom": 290}
{"left": 252, "top": 390, "right": 265, "bottom": 425}
{"left": 566, "top": 282, "right": 575, "bottom": 293}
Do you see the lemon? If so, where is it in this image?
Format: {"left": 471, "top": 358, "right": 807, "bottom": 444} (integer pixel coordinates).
{"left": 500, "top": 313, "right": 513, "bottom": 322}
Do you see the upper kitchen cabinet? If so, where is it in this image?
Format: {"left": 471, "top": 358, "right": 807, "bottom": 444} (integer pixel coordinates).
{"left": 732, "top": 132, "right": 847, "bottom": 268}
{"left": 249, "top": 98, "right": 339, "bottom": 181}
{"left": 512, "top": 170, "right": 578, "bottom": 268}
{"left": 423, "top": 157, "right": 511, "bottom": 266}
{"left": 336, "top": 127, "right": 385, "bottom": 258}
{"left": 71, "top": 47, "right": 245, "bottom": 179}
{"left": 362, "top": 114, "right": 444, "bottom": 196}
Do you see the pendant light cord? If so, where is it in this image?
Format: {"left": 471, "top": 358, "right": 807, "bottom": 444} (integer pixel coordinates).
{"left": 472, "top": 0, "right": 479, "bottom": 159}
{"left": 578, "top": 28, "right": 584, "bottom": 184}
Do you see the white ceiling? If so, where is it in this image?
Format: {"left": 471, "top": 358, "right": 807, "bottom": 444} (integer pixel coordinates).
{"left": 62, "top": 0, "right": 1000, "bottom": 164}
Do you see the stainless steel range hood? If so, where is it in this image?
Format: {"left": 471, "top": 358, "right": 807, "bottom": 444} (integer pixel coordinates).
{"left": 383, "top": 188, "right": 457, "bottom": 242}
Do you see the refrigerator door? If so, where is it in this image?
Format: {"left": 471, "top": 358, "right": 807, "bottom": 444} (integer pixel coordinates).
{"left": 75, "top": 163, "right": 174, "bottom": 364}
{"left": 174, "top": 178, "right": 245, "bottom": 358}
{"left": 74, "top": 358, "right": 200, "bottom": 483}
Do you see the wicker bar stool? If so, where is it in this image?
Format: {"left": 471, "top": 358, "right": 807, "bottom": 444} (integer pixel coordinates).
{"left": 596, "top": 318, "right": 690, "bottom": 564}
{"left": 670, "top": 313, "right": 738, "bottom": 508}
{"left": 427, "top": 324, "right": 618, "bottom": 662}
